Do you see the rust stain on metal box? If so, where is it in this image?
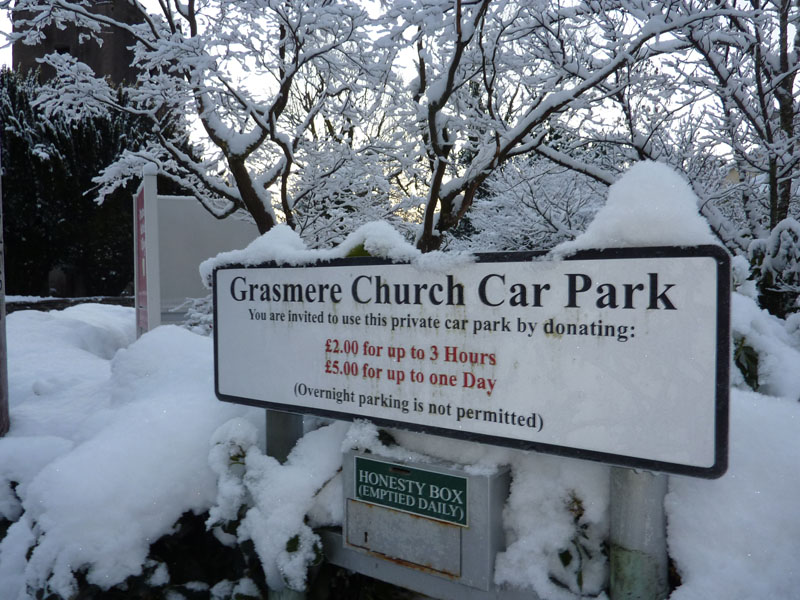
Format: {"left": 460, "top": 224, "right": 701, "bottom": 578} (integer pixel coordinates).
{"left": 346, "top": 499, "right": 462, "bottom": 577}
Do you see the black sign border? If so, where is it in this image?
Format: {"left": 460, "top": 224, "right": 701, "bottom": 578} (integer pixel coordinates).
{"left": 213, "top": 245, "right": 730, "bottom": 479}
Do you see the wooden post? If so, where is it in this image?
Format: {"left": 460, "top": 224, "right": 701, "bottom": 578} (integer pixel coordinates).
{"left": 609, "top": 467, "right": 669, "bottom": 600}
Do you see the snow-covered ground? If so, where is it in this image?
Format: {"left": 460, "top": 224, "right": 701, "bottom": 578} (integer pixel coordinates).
{"left": 1, "top": 162, "right": 799, "bottom": 599}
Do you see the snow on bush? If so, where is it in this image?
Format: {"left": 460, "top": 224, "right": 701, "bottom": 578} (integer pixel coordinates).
{"left": 496, "top": 456, "right": 609, "bottom": 598}
{"left": 239, "top": 422, "right": 349, "bottom": 590}
{"left": 730, "top": 291, "right": 800, "bottom": 399}
{"left": 207, "top": 417, "right": 350, "bottom": 591}
{"left": 749, "top": 217, "right": 800, "bottom": 317}
{"left": 0, "top": 309, "right": 262, "bottom": 598}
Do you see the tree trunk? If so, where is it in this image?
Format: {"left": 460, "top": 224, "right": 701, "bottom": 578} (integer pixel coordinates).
{"left": 775, "top": 0, "right": 795, "bottom": 227}
{"left": 228, "top": 157, "right": 275, "bottom": 235}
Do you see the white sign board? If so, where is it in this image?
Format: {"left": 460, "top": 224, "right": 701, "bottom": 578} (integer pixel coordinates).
{"left": 156, "top": 196, "right": 258, "bottom": 323}
{"left": 133, "top": 167, "right": 259, "bottom": 336}
{"left": 214, "top": 247, "right": 730, "bottom": 478}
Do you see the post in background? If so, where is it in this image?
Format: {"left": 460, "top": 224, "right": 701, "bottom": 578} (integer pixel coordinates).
{"left": 0, "top": 145, "right": 10, "bottom": 436}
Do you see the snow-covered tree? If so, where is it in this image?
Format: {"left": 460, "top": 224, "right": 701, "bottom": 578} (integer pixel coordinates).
{"left": 445, "top": 151, "right": 606, "bottom": 252}
{"left": 465, "top": 1, "right": 800, "bottom": 290}
{"left": 522, "top": 51, "right": 745, "bottom": 245}
{"left": 3, "top": 1, "right": 780, "bottom": 251}
{"left": 5, "top": 0, "right": 388, "bottom": 240}
{"left": 7, "top": 0, "right": 799, "bottom": 312}
{"left": 0, "top": 67, "right": 150, "bottom": 295}
{"left": 668, "top": 0, "right": 800, "bottom": 233}
{"left": 641, "top": 0, "right": 800, "bottom": 315}
{"left": 368, "top": 0, "right": 756, "bottom": 251}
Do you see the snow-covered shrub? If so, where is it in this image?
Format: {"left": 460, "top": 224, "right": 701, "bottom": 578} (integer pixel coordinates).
{"left": 207, "top": 419, "right": 348, "bottom": 592}
{"left": 728, "top": 245, "right": 800, "bottom": 397}
{"left": 749, "top": 218, "right": 800, "bottom": 318}
{"left": 730, "top": 291, "right": 800, "bottom": 399}
{"left": 174, "top": 295, "right": 215, "bottom": 336}
{"left": 494, "top": 453, "right": 610, "bottom": 600}
{"left": 549, "top": 492, "right": 609, "bottom": 596}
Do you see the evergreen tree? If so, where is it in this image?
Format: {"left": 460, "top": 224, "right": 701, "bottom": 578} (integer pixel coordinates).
{"left": 0, "top": 68, "right": 150, "bottom": 296}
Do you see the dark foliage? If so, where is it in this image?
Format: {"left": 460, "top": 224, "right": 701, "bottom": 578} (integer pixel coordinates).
{"left": 0, "top": 67, "right": 147, "bottom": 296}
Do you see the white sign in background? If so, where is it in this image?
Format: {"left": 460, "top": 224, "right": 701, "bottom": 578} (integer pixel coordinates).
{"left": 214, "top": 248, "right": 729, "bottom": 477}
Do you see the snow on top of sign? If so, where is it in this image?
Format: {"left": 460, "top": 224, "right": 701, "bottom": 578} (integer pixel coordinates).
{"left": 199, "top": 224, "right": 310, "bottom": 279}
{"left": 553, "top": 161, "right": 717, "bottom": 256}
{"left": 199, "top": 221, "right": 475, "bottom": 287}
{"left": 340, "top": 420, "right": 511, "bottom": 475}
{"left": 336, "top": 221, "right": 421, "bottom": 262}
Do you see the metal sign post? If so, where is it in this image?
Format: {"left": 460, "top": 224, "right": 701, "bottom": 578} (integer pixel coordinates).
{"left": 609, "top": 468, "right": 669, "bottom": 600}
{"left": 265, "top": 409, "right": 304, "bottom": 464}
{"left": 0, "top": 146, "right": 9, "bottom": 436}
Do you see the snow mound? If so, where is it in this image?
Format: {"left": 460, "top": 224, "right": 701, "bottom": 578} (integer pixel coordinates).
{"left": 554, "top": 161, "right": 717, "bottom": 254}
{"left": 0, "top": 311, "right": 261, "bottom": 599}
{"left": 666, "top": 389, "right": 800, "bottom": 600}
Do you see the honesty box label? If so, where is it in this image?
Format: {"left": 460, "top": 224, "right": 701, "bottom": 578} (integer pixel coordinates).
{"left": 354, "top": 456, "right": 468, "bottom": 526}
{"left": 213, "top": 247, "right": 730, "bottom": 478}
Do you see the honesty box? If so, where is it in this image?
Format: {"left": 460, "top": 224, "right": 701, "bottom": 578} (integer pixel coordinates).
{"left": 354, "top": 455, "right": 468, "bottom": 526}
{"left": 213, "top": 246, "right": 730, "bottom": 478}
